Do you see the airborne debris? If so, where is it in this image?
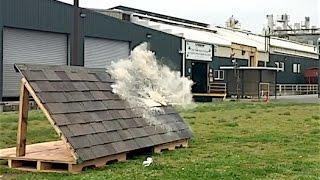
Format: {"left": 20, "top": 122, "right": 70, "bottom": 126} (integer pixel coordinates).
{"left": 142, "top": 157, "right": 153, "bottom": 167}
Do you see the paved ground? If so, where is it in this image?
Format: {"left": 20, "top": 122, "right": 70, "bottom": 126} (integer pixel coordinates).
{"left": 271, "top": 94, "right": 320, "bottom": 104}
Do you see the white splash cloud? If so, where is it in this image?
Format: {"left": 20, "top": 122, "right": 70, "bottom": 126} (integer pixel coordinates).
{"left": 108, "top": 42, "right": 193, "bottom": 109}
{"left": 108, "top": 42, "right": 194, "bottom": 128}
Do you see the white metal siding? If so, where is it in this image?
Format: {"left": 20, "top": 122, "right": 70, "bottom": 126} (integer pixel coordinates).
{"left": 84, "top": 37, "right": 130, "bottom": 68}
{"left": 3, "top": 28, "right": 67, "bottom": 97}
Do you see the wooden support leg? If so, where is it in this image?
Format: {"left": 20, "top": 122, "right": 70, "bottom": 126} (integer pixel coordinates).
{"left": 16, "top": 80, "right": 29, "bottom": 157}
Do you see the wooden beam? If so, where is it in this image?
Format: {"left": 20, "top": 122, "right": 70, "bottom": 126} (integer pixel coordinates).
{"left": 16, "top": 80, "right": 29, "bottom": 156}
{"left": 21, "top": 78, "right": 78, "bottom": 161}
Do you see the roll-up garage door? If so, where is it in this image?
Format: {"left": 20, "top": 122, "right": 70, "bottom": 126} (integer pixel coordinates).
{"left": 84, "top": 37, "right": 130, "bottom": 68}
{"left": 3, "top": 28, "right": 67, "bottom": 97}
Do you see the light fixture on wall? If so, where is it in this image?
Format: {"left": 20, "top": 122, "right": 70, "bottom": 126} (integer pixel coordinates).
{"left": 80, "top": 12, "right": 86, "bottom": 18}
{"left": 146, "top": 33, "right": 152, "bottom": 39}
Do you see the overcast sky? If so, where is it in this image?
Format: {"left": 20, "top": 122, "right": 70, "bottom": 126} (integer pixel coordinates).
{"left": 59, "top": 0, "right": 320, "bottom": 33}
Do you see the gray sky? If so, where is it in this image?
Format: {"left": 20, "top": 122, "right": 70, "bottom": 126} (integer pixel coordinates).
{"left": 59, "top": 0, "right": 320, "bottom": 33}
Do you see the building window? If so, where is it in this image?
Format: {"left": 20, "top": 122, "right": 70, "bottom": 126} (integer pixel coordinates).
{"left": 214, "top": 70, "right": 224, "bottom": 80}
{"left": 275, "top": 62, "right": 284, "bottom": 71}
{"left": 293, "top": 63, "right": 301, "bottom": 73}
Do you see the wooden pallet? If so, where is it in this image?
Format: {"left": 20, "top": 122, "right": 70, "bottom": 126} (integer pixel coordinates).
{"left": 69, "top": 153, "right": 126, "bottom": 173}
{"left": 0, "top": 141, "right": 126, "bottom": 173}
{"left": 0, "top": 139, "right": 189, "bottom": 173}
{"left": 154, "top": 139, "right": 188, "bottom": 153}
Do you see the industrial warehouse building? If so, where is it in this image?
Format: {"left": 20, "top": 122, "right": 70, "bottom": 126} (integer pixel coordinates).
{"left": 0, "top": 0, "right": 319, "bottom": 101}
{"left": 108, "top": 6, "right": 319, "bottom": 98}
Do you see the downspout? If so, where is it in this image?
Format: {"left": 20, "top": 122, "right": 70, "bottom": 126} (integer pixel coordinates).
{"left": 180, "top": 38, "right": 186, "bottom": 77}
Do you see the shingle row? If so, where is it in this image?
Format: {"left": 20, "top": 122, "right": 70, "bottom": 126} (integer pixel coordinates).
{"left": 30, "top": 81, "right": 114, "bottom": 92}
{"left": 44, "top": 100, "right": 132, "bottom": 114}
{"left": 22, "top": 68, "right": 115, "bottom": 83}
{"left": 52, "top": 111, "right": 143, "bottom": 126}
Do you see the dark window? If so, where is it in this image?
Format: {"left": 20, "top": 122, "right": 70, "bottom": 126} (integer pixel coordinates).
{"left": 214, "top": 70, "right": 224, "bottom": 80}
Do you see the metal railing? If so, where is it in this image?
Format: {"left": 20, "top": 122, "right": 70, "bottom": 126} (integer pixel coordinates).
{"left": 277, "top": 84, "right": 318, "bottom": 96}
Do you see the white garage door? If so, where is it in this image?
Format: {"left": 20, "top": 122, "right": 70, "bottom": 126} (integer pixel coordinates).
{"left": 84, "top": 37, "right": 130, "bottom": 68}
{"left": 3, "top": 28, "right": 67, "bottom": 97}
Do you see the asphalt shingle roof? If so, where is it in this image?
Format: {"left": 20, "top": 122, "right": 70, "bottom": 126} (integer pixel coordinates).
{"left": 15, "top": 64, "right": 192, "bottom": 162}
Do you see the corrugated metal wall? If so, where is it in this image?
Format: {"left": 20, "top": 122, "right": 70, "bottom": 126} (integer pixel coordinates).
{"left": 84, "top": 37, "right": 129, "bottom": 68}
{"left": 242, "top": 70, "right": 259, "bottom": 96}
{"left": 0, "top": 0, "right": 3, "bottom": 100}
{"left": 3, "top": 28, "right": 68, "bottom": 97}
{"left": 268, "top": 54, "right": 319, "bottom": 84}
{"left": 2, "top": 0, "right": 72, "bottom": 33}
{"left": 0, "top": 23, "right": 3, "bottom": 101}
{"left": 225, "top": 70, "right": 240, "bottom": 96}
{"left": 261, "top": 70, "right": 276, "bottom": 96}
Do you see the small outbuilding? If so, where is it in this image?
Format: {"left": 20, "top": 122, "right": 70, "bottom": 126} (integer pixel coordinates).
{"left": 220, "top": 66, "right": 279, "bottom": 98}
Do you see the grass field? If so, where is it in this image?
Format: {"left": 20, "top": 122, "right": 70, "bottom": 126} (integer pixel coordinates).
{"left": 0, "top": 102, "right": 319, "bottom": 179}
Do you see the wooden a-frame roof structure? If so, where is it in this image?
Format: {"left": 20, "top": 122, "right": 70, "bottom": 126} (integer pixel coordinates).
{"left": 0, "top": 64, "right": 192, "bottom": 172}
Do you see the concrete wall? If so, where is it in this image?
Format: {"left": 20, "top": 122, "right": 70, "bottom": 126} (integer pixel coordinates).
{"left": 268, "top": 54, "right": 319, "bottom": 84}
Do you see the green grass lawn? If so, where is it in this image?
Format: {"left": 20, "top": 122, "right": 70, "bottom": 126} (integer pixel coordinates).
{"left": 0, "top": 102, "right": 319, "bottom": 179}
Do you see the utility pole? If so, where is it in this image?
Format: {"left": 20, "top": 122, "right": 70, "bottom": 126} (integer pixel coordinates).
{"left": 72, "top": 0, "right": 80, "bottom": 66}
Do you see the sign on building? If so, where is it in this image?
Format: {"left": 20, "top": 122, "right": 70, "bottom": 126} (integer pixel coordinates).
{"left": 186, "top": 41, "right": 213, "bottom": 61}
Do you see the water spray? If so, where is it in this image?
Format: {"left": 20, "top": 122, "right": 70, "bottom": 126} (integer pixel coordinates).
{"left": 107, "top": 42, "right": 194, "bottom": 127}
